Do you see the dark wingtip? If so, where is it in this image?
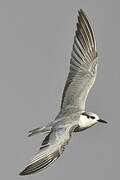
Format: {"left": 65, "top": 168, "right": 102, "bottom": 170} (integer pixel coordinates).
{"left": 79, "top": 9, "right": 84, "bottom": 13}
{"left": 78, "top": 9, "right": 86, "bottom": 16}
{"left": 19, "top": 169, "right": 28, "bottom": 176}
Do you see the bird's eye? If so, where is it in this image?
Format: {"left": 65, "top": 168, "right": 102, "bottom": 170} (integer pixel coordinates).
{"left": 91, "top": 116, "right": 95, "bottom": 119}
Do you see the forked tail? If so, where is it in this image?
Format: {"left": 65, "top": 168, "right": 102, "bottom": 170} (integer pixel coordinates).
{"left": 28, "top": 125, "right": 52, "bottom": 137}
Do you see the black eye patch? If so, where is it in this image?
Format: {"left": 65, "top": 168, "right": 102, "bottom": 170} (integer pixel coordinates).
{"left": 82, "top": 112, "right": 95, "bottom": 119}
{"left": 82, "top": 112, "right": 90, "bottom": 118}
{"left": 90, "top": 116, "right": 95, "bottom": 119}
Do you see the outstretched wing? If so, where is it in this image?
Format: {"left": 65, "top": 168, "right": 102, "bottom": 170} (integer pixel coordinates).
{"left": 19, "top": 126, "right": 74, "bottom": 175}
{"left": 61, "top": 9, "right": 98, "bottom": 112}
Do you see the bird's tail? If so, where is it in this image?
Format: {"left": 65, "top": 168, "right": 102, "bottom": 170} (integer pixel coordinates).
{"left": 28, "top": 125, "right": 52, "bottom": 137}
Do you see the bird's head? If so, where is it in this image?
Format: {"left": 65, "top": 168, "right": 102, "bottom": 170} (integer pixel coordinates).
{"left": 81, "top": 112, "right": 107, "bottom": 128}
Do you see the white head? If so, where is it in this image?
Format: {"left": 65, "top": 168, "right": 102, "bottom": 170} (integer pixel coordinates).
{"left": 80, "top": 112, "right": 107, "bottom": 129}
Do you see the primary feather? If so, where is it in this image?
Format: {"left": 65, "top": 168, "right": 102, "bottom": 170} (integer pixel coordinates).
{"left": 61, "top": 9, "right": 98, "bottom": 112}
{"left": 19, "top": 125, "right": 75, "bottom": 175}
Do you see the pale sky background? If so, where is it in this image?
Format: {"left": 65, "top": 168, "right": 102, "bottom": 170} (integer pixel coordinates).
{"left": 0, "top": 0, "right": 119, "bottom": 180}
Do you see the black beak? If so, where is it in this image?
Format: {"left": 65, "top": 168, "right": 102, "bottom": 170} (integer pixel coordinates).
{"left": 98, "top": 119, "right": 108, "bottom": 124}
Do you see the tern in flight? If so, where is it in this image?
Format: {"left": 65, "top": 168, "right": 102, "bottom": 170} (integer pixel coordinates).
{"left": 19, "top": 9, "right": 107, "bottom": 176}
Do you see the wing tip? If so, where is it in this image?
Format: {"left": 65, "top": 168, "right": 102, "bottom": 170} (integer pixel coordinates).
{"left": 77, "top": 8, "right": 97, "bottom": 52}
{"left": 19, "top": 150, "right": 60, "bottom": 176}
{"left": 78, "top": 9, "right": 86, "bottom": 17}
{"left": 19, "top": 169, "right": 28, "bottom": 176}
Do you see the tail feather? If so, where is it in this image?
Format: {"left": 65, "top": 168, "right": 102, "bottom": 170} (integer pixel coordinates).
{"left": 28, "top": 126, "right": 51, "bottom": 137}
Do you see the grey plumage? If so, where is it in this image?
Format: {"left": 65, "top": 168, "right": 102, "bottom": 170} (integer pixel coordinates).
{"left": 19, "top": 9, "right": 102, "bottom": 176}
{"left": 61, "top": 9, "right": 98, "bottom": 112}
{"left": 20, "top": 117, "right": 78, "bottom": 175}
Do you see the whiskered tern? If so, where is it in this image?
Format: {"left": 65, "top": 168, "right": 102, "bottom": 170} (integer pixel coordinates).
{"left": 19, "top": 9, "right": 107, "bottom": 176}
